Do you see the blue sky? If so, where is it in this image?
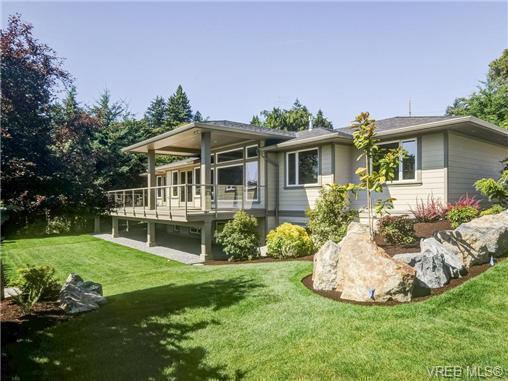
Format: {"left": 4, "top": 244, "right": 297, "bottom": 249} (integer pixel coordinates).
{"left": 2, "top": 1, "right": 507, "bottom": 127}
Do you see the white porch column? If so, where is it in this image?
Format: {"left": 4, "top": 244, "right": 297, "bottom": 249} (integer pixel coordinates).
{"left": 147, "top": 149, "right": 156, "bottom": 210}
{"left": 112, "top": 217, "right": 119, "bottom": 238}
{"left": 147, "top": 221, "right": 156, "bottom": 247}
{"left": 200, "top": 131, "right": 212, "bottom": 212}
{"left": 200, "top": 220, "right": 212, "bottom": 260}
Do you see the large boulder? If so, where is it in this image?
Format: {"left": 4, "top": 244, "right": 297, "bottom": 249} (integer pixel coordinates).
{"left": 434, "top": 210, "right": 508, "bottom": 269}
{"left": 336, "top": 223, "right": 416, "bottom": 303}
{"left": 313, "top": 241, "right": 341, "bottom": 291}
{"left": 59, "top": 273, "right": 107, "bottom": 315}
{"left": 420, "top": 237, "right": 466, "bottom": 278}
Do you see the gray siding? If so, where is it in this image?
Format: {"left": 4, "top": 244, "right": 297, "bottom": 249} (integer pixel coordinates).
{"left": 448, "top": 132, "right": 507, "bottom": 204}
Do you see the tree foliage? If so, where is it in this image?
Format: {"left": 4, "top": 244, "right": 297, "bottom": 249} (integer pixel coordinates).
{"left": 474, "top": 159, "right": 508, "bottom": 208}
{"left": 447, "top": 49, "right": 508, "bottom": 129}
{"left": 166, "top": 84, "right": 193, "bottom": 128}
{"left": 251, "top": 99, "right": 333, "bottom": 131}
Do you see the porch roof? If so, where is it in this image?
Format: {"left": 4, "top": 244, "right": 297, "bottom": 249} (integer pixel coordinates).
{"left": 122, "top": 120, "right": 294, "bottom": 156}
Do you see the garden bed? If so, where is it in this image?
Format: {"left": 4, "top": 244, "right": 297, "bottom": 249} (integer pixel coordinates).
{"left": 302, "top": 257, "right": 506, "bottom": 306}
{"left": 205, "top": 255, "right": 314, "bottom": 265}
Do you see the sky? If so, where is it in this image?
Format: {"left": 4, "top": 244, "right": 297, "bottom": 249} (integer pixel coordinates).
{"left": 2, "top": 1, "right": 507, "bottom": 128}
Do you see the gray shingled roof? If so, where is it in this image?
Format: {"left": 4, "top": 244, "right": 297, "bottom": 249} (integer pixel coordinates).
{"left": 201, "top": 120, "right": 296, "bottom": 138}
{"left": 337, "top": 116, "right": 458, "bottom": 135}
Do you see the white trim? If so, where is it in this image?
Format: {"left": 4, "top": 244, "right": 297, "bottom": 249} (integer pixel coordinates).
{"left": 285, "top": 147, "right": 320, "bottom": 187}
{"left": 378, "top": 137, "right": 418, "bottom": 184}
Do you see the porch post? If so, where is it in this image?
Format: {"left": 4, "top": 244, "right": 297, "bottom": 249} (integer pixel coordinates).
{"left": 200, "top": 220, "right": 212, "bottom": 260}
{"left": 147, "top": 221, "right": 156, "bottom": 247}
{"left": 147, "top": 149, "right": 156, "bottom": 210}
{"left": 200, "top": 131, "right": 212, "bottom": 212}
{"left": 112, "top": 217, "right": 119, "bottom": 238}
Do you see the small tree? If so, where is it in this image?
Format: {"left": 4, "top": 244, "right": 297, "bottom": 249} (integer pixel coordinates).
{"left": 307, "top": 183, "right": 358, "bottom": 247}
{"left": 215, "top": 211, "right": 259, "bottom": 260}
{"left": 474, "top": 159, "right": 508, "bottom": 208}
{"left": 352, "top": 112, "right": 405, "bottom": 236}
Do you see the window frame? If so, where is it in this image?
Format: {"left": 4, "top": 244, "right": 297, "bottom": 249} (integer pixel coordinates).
{"left": 285, "top": 147, "right": 320, "bottom": 187}
{"left": 193, "top": 167, "right": 201, "bottom": 197}
{"left": 245, "top": 144, "right": 259, "bottom": 159}
{"left": 189, "top": 227, "right": 201, "bottom": 235}
{"left": 216, "top": 147, "right": 244, "bottom": 163}
{"left": 216, "top": 162, "right": 244, "bottom": 193}
{"left": 377, "top": 137, "right": 418, "bottom": 184}
{"left": 171, "top": 171, "right": 179, "bottom": 198}
{"left": 156, "top": 176, "right": 164, "bottom": 198}
{"left": 245, "top": 160, "right": 259, "bottom": 201}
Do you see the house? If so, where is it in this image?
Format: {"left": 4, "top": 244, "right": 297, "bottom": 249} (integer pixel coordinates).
{"left": 107, "top": 116, "right": 508, "bottom": 260}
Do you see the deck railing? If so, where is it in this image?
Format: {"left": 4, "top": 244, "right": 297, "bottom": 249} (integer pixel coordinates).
{"left": 106, "top": 184, "right": 265, "bottom": 219}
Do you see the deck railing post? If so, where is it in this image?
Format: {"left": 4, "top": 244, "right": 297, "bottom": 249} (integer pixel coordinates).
{"left": 132, "top": 190, "right": 135, "bottom": 215}
{"left": 143, "top": 189, "right": 146, "bottom": 216}
{"left": 185, "top": 184, "right": 188, "bottom": 218}
{"left": 123, "top": 191, "right": 126, "bottom": 215}
{"left": 241, "top": 185, "right": 245, "bottom": 210}
{"left": 169, "top": 185, "right": 172, "bottom": 218}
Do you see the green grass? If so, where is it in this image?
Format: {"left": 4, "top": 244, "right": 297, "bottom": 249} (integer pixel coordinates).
{"left": 2, "top": 235, "right": 508, "bottom": 380}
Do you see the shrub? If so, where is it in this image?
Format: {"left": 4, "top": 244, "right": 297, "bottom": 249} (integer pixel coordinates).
{"left": 480, "top": 204, "right": 505, "bottom": 216}
{"left": 446, "top": 206, "right": 479, "bottom": 228}
{"left": 12, "top": 265, "right": 61, "bottom": 314}
{"left": 306, "top": 184, "right": 358, "bottom": 248}
{"left": 474, "top": 164, "right": 508, "bottom": 207}
{"left": 378, "top": 215, "right": 417, "bottom": 246}
{"left": 214, "top": 211, "right": 259, "bottom": 260}
{"left": 410, "top": 196, "right": 447, "bottom": 222}
{"left": 452, "top": 194, "right": 481, "bottom": 210}
{"left": 266, "top": 223, "right": 314, "bottom": 259}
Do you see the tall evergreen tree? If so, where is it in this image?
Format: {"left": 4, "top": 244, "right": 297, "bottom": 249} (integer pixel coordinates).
{"left": 193, "top": 110, "right": 203, "bottom": 122}
{"left": 89, "top": 89, "right": 129, "bottom": 128}
{"left": 166, "top": 85, "right": 193, "bottom": 128}
{"left": 313, "top": 109, "right": 333, "bottom": 129}
{"left": 144, "top": 96, "right": 167, "bottom": 133}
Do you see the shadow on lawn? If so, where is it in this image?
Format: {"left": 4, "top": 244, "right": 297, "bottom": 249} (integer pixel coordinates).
{"left": 4, "top": 276, "right": 261, "bottom": 381}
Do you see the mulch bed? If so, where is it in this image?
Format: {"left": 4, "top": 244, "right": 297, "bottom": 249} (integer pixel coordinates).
{"left": 1, "top": 299, "right": 68, "bottom": 345}
{"left": 205, "top": 255, "right": 314, "bottom": 265}
{"left": 302, "top": 257, "right": 506, "bottom": 307}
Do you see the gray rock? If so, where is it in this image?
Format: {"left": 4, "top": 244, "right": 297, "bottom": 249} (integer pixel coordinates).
{"left": 414, "top": 250, "right": 451, "bottom": 289}
{"left": 59, "top": 273, "right": 106, "bottom": 315}
{"left": 392, "top": 252, "right": 422, "bottom": 267}
{"left": 313, "top": 241, "right": 341, "bottom": 291}
{"left": 434, "top": 210, "right": 508, "bottom": 269}
{"left": 420, "top": 237, "right": 465, "bottom": 278}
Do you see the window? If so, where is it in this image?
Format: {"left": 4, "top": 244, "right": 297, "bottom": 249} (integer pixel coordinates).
{"left": 189, "top": 227, "right": 201, "bottom": 235}
{"left": 173, "top": 225, "right": 180, "bottom": 232}
{"left": 194, "top": 167, "right": 201, "bottom": 196}
{"left": 217, "top": 164, "right": 243, "bottom": 190}
{"left": 217, "top": 148, "right": 243, "bottom": 163}
{"left": 377, "top": 138, "right": 418, "bottom": 181}
{"left": 246, "top": 161, "right": 258, "bottom": 200}
{"left": 246, "top": 145, "right": 258, "bottom": 158}
{"left": 286, "top": 148, "right": 319, "bottom": 186}
{"left": 156, "top": 176, "right": 164, "bottom": 198}
{"left": 172, "top": 171, "right": 178, "bottom": 197}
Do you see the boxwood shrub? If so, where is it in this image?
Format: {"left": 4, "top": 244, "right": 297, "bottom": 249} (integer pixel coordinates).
{"left": 266, "top": 223, "right": 314, "bottom": 259}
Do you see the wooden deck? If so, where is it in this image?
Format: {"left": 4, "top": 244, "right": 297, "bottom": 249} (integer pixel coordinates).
{"left": 107, "top": 206, "right": 267, "bottom": 223}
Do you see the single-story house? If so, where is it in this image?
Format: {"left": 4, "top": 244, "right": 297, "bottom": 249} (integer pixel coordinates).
{"left": 106, "top": 116, "right": 508, "bottom": 259}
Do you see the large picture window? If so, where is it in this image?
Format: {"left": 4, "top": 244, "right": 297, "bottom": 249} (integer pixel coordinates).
{"left": 246, "top": 161, "right": 258, "bottom": 201}
{"left": 377, "top": 138, "right": 417, "bottom": 181}
{"left": 286, "top": 148, "right": 319, "bottom": 186}
{"left": 217, "top": 164, "right": 243, "bottom": 201}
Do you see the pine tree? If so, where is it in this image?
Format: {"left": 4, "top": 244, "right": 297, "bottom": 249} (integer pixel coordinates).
{"left": 166, "top": 85, "right": 193, "bottom": 128}
{"left": 144, "top": 96, "right": 167, "bottom": 132}
{"left": 193, "top": 110, "right": 203, "bottom": 122}
{"left": 313, "top": 109, "right": 333, "bottom": 129}
{"left": 250, "top": 115, "right": 262, "bottom": 126}
{"left": 89, "top": 89, "right": 129, "bottom": 128}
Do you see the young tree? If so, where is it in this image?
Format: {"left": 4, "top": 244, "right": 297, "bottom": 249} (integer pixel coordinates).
{"left": 166, "top": 85, "right": 193, "bottom": 128}
{"left": 352, "top": 112, "right": 404, "bottom": 236}
{"left": 193, "top": 110, "right": 203, "bottom": 122}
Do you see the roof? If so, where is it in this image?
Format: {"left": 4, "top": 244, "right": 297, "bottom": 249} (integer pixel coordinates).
{"left": 155, "top": 157, "right": 199, "bottom": 171}
{"left": 336, "top": 116, "right": 458, "bottom": 135}
{"left": 200, "top": 120, "right": 296, "bottom": 138}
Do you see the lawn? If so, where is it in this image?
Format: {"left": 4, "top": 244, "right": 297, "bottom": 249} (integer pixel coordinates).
{"left": 2, "top": 235, "right": 508, "bottom": 380}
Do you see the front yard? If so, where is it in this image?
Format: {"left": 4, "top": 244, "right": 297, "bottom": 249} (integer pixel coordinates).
{"left": 2, "top": 235, "right": 508, "bottom": 380}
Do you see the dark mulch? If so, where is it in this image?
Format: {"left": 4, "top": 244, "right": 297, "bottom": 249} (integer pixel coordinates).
{"left": 302, "top": 257, "right": 506, "bottom": 307}
{"left": 1, "top": 299, "right": 69, "bottom": 380}
{"left": 205, "top": 255, "right": 314, "bottom": 266}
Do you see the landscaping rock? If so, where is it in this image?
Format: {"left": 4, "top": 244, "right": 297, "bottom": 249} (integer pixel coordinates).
{"left": 413, "top": 251, "right": 451, "bottom": 289}
{"left": 392, "top": 252, "right": 422, "bottom": 267}
{"left": 59, "top": 273, "right": 106, "bottom": 315}
{"left": 313, "top": 240, "right": 341, "bottom": 291}
{"left": 420, "top": 237, "right": 465, "bottom": 278}
{"left": 434, "top": 210, "right": 508, "bottom": 269}
{"left": 336, "top": 223, "right": 416, "bottom": 303}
